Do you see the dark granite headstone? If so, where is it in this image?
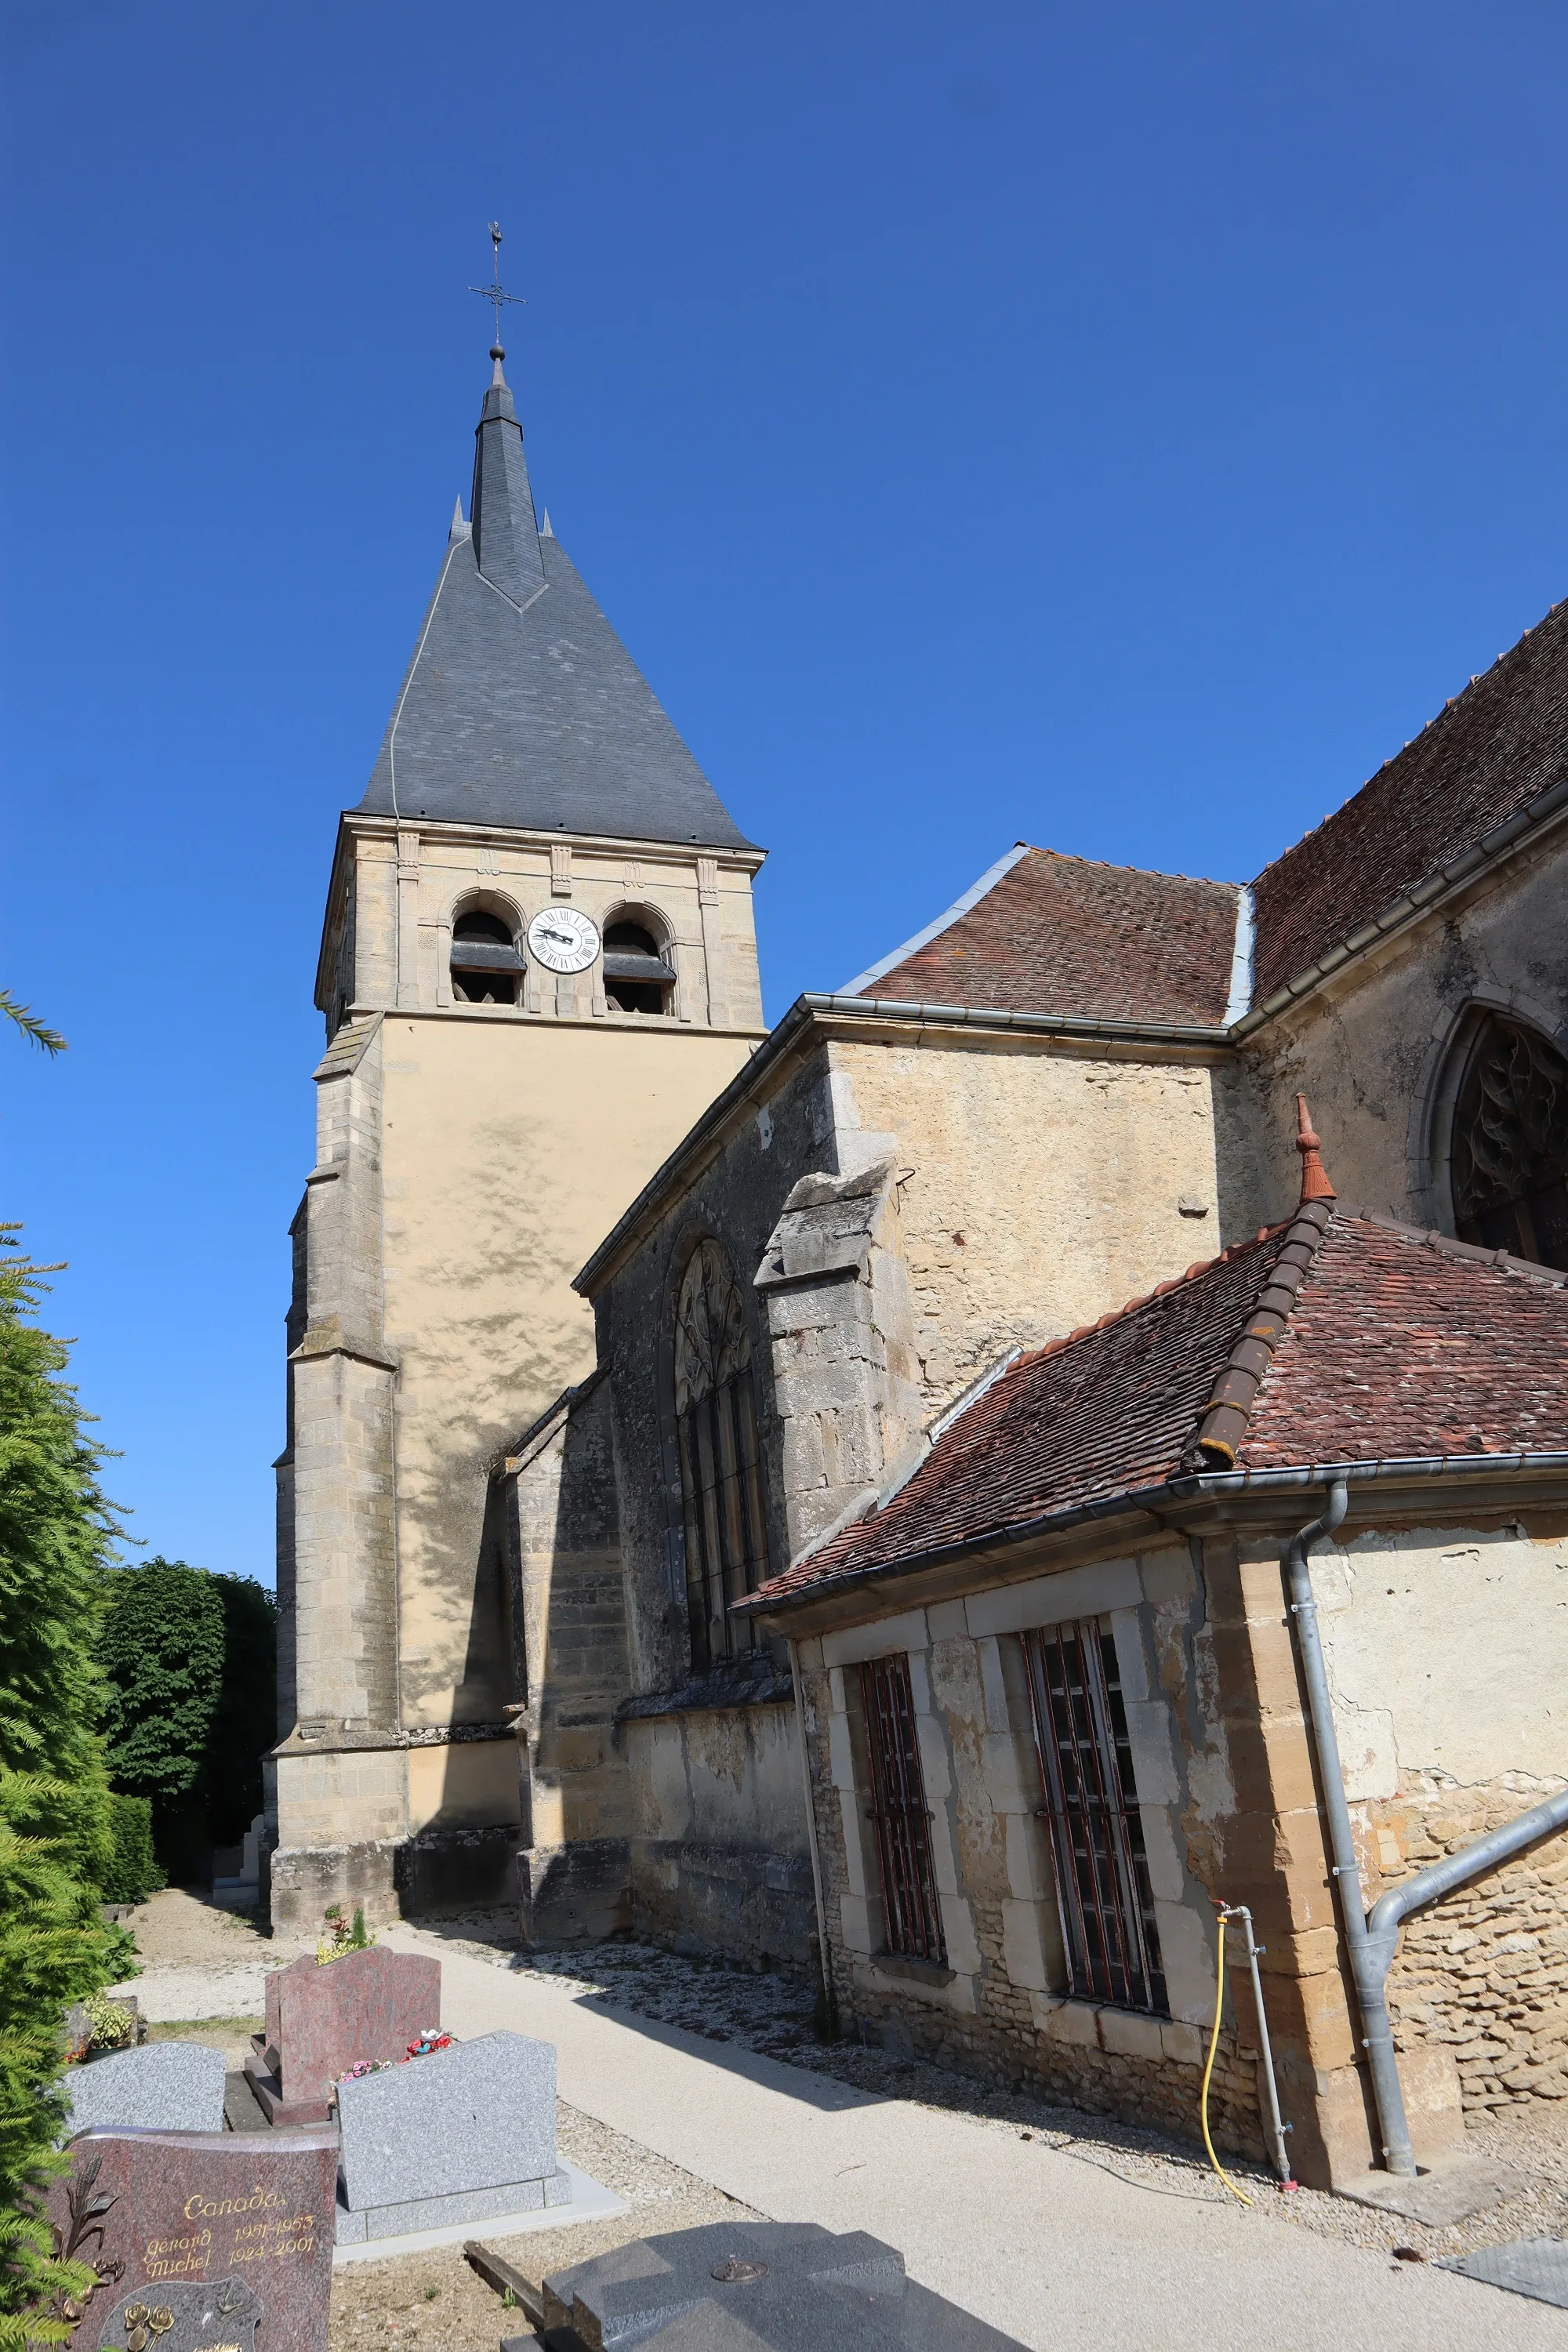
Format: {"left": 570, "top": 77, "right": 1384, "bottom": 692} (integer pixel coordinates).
{"left": 538, "top": 2222, "right": 1027, "bottom": 2350}
{"left": 245, "top": 1945, "right": 441, "bottom": 2124}
{"left": 44, "top": 2125, "right": 336, "bottom": 2350}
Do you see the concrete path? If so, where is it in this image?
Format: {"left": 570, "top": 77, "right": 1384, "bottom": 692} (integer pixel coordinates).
{"left": 386, "top": 1934, "right": 1567, "bottom": 2352}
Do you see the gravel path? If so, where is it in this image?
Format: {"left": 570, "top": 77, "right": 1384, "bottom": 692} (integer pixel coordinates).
{"left": 116, "top": 1895, "right": 1568, "bottom": 2328}
{"left": 403, "top": 1916, "right": 1568, "bottom": 2270}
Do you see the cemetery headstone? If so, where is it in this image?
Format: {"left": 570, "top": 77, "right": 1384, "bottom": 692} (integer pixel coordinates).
{"left": 63, "top": 2044, "right": 227, "bottom": 2139}
{"left": 245, "top": 1944, "right": 441, "bottom": 2124}
{"left": 335, "top": 2029, "right": 568, "bottom": 2245}
{"left": 44, "top": 2124, "right": 337, "bottom": 2350}
{"left": 534, "top": 2221, "right": 1029, "bottom": 2352}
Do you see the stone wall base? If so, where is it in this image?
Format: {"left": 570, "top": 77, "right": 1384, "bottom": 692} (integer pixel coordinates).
{"left": 839, "top": 1970, "right": 1268, "bottom": 2164}
{"left": 270, "top": 1827, "right": 518, "bottom": 1931}
{"left": 630, "top": 1838, "right": 816, "bottom": 1969}
{"left": 270, "top": 1840, "right": 401, "bottom": 1932}
{"left": 519, "top": 1838, "right": 631, "bottom": 1945}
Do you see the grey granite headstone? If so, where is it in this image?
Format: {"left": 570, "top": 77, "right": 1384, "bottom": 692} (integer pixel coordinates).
{"left": 62, "top": 2043, "right": 227, "bottom": 2140}
{"left": 334, "top": 2029, "right": 568, "bottom": 2244}
{"left": 539, "top": 2222, "right": 1028, "bottom": 2350}
{"left": 93, "top": 2274, "right": 263, "bottom": 2350}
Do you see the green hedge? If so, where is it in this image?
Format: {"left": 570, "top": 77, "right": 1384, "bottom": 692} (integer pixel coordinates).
{"left": 98, "top": 1795, "right": 162, "bottom": 1907}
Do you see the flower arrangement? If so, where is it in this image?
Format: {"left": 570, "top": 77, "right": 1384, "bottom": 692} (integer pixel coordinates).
{"left": 405, "top": 2030, "right": 452, "bottom": 2059}
{"left": 337, "top": 2057, "right": 389, "bottom": 2083}
{"left": 315, "top": 1902, "right": 376, "bottom": 1964}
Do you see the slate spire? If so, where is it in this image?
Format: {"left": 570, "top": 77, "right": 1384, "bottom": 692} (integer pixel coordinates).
{"left": 357, "top": 356, "right": 757, "bottom": 850}
{"left": 470, "top": 357, "right": 546, "bottom": 608}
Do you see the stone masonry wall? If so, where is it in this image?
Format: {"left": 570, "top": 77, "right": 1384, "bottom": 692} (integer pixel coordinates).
{"left": 795, "top": 1652, "right": 1264, "bottom": 2156}
{"left": 1312, "top": 1521, "right": 1568, "bottom": 2112}
{"left": 1379, "top": 1793, "right": 1568, "bottom": 2111}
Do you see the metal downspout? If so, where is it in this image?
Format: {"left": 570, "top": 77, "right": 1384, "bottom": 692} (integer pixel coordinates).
{"left": 1283, "top": 1478, "right": 1418, "bottom": 2176}
{"left": 1288, "top": 1482, "right": 1568, "bottom": 2180}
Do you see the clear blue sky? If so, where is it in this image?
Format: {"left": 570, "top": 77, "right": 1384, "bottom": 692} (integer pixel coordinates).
{"left": 3, "top": 2, "right": 1565, "bottom": 1587}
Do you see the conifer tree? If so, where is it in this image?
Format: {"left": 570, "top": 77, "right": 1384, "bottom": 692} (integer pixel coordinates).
{"left": 0, "top": 1232, "right": 134, "bottom": 2340}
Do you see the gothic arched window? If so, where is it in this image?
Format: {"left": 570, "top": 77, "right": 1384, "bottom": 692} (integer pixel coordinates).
{"left": 674, "top": 1241, "right": 769, "bottom": 1666}
{"left": 1450, "top": 1014, "right": 1568, "bottom": 1271}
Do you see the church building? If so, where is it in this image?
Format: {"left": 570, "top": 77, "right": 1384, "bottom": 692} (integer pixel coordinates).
{"left": 272, "top": 332, "right": 1568, "bottom": 2198}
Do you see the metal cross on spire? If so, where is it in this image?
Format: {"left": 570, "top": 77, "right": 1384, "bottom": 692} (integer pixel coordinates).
{"left": 468, "top": 221, "right": 525, "bottom": 361}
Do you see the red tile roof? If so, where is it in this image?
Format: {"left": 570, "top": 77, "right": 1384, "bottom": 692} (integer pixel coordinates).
{"left": 840, "top": 598, "right": 1566, "bottom": 1033}
{"left": 1250, "top": 598, "right": 1568, "bottom": 1007}
{"left": 847, "top": 847, "right": 1240, "bottom": 1028}
{"left": 746, "top": 1210, "right": 1568, "bottom": 1611}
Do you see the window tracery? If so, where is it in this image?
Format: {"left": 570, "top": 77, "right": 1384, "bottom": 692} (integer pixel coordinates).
{"left": 673, "top": 1241, "right": 769, "bottom": 1664}
{"left": 1450, "top": 1013, "right": 1568, "bottom": 1270}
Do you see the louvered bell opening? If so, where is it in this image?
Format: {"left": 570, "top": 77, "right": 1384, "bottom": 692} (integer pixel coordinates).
{"left": 449, "top": 937, "right": 524, "bottom": 973}
{"left": 451, "top": 911, "right": 521, "bottom": 1007}
{"left": 601, "top": 950, "right": 676, "bottom": 984}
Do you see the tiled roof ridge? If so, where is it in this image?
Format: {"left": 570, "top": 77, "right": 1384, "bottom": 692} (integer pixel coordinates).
{"left": 1181, "top": 1199, "right": 1334, "bottom": 1470}
{"left": 1327, "top": 1202, "right": 1568, "bottom": 1290}
{"left": 1019, "top": 842, "right": 1241, "bottom": 892}
{"left": 1249, "top": 599, "right": 1566, "bottom": 891}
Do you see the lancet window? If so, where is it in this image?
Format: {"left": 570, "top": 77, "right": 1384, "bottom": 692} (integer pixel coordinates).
{"left": 1450, "top": 1014, "right": 1568, "bottom": 1271}
{"left": 673, "top": 1241, "right": 769, "bottom": 1666}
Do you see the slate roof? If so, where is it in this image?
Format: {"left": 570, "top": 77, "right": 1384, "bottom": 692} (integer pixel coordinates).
{"left": 357, "top": 367, "right": 757, "bottom": 850}
{"left": 745, "top": 1208, "right": 1568, "bottom": 1611}
{"left": 1249, "top": 599, "right": 1568, "bottom": 1007}
{"left": 843, "top": 845, "right": 1241, "bottom": 1027}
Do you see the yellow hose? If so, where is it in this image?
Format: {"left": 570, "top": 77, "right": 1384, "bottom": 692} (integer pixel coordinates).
{"left": 1201, "top": 1915, "right": 1254, "bottom": 2208}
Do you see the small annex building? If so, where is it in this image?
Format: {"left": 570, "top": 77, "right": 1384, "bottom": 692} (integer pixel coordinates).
{"left": 738, "top": 1145, "right": 1568, "bottom": 2191}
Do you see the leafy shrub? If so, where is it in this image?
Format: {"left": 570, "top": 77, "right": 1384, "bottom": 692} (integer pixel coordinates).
{"left": 84, "top": 1989, "right": 135, "bottom": 2051}
{"left": 97, "top": 1795, "right": 162, "bottom": 1908}
{"left": 100, "top": 1560, "right": 277, "bottom": 1880}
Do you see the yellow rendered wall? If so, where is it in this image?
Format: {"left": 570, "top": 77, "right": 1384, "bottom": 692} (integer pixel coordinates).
{"left": 381, "top": 1014, "right": 756, "bottom": 1733}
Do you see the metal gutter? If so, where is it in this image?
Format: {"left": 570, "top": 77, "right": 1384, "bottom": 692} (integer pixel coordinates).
{"left": 1232, "top": 774, "right": 1568, "bottom": 1037}
{"left": 739, "top": 1451, "right": 1568, "bottom": 1619}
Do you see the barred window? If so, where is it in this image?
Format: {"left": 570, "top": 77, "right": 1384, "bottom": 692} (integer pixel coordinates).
{"left": 861, "top": 1653, "right": 946, "bottom": 1963}
{"left": 1450, "top": 1014, "right": 1568, "bottom": 1272}
{"left": 1023, "top": 1620, "right": 1167, "bottom": 2014}
{"left": 674, "top": 1242, "right": 769, "bottom": 1666}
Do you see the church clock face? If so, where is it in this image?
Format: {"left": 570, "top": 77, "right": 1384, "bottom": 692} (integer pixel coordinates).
{"left": 527, "top": 906, "right": 601, "bottom": 975}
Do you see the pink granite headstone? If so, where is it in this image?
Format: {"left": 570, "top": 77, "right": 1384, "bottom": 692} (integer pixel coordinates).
{"left": 45, "top": 2125, "right": 336, "bottom": 2350}
{"left": 247, "top": 1946, "right": 441, "bottom": 2123}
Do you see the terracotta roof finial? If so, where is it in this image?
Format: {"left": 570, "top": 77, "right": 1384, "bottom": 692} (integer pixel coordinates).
{"left": 1295, "top": 1094, "right": 1336, "bottom": 1204}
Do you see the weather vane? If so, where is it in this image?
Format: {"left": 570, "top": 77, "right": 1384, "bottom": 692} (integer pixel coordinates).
{"left": 468, "top": 222, "right": 524, "bottom": 358}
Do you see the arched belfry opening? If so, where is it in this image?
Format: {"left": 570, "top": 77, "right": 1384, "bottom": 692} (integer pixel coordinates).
{"left": 451, "top": 906, "right": 523, "bottom": 1006}
{"left": 602, "top": 909, "right": 675, "bottom": 1016}
{"left": 1446, "top": 1011, "right": 1568, "bottom": 1269}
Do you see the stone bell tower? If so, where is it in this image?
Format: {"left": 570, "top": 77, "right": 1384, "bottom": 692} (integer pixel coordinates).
{"left": 270, "top": 325, "right": 766, "bottom": 1927}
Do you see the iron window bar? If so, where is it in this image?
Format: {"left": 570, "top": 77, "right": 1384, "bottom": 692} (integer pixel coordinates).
{"left": 860, "top": 1654, "right": 946, "bottom": 1964}
{"left": 1022, "top": 1620, "right": 1167, "bottom": 2015}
